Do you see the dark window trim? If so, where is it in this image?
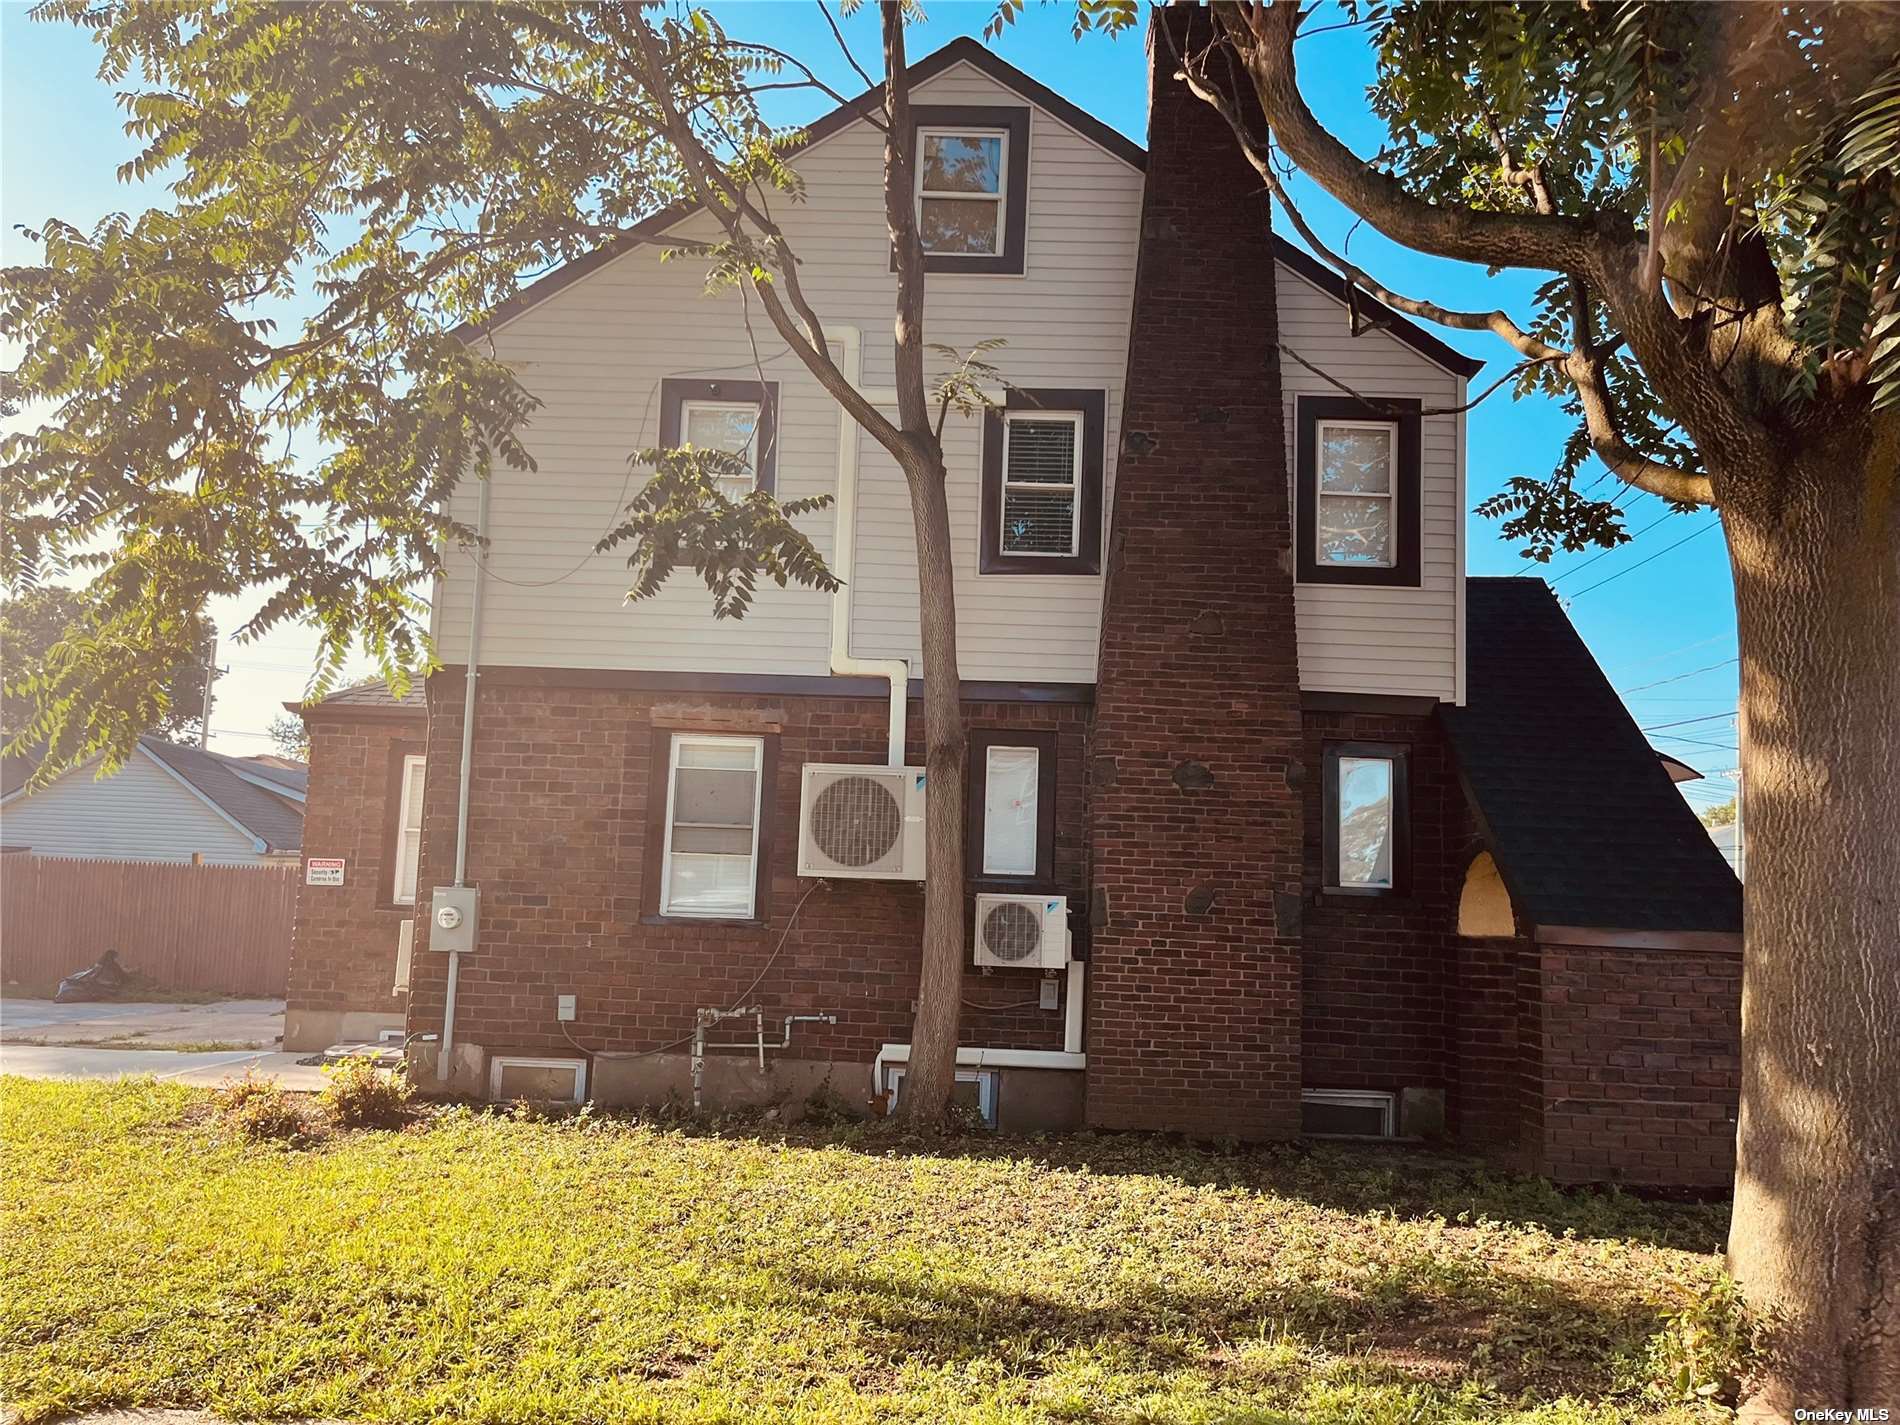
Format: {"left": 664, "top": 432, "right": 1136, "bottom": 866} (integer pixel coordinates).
{"left": 906, "top": 105, "right": 1030, "bottom": 275}
{"left": 1321, "top": 740, "right": 1411, "bottom": 897}
{"left": 659, "top": 377, "right": 780, "bottom": 497}
{"left": 966, "top": 728, "right": 1058, "bottom": 889}
{"left": 1295, "top": 395, "right": 1422, "bottom": 587}
{"left": 375, "top": 740, "right": 428, "bottom": 913}
{"left": 641, "top": 727, "right": 779, "bottom": 926}
{"left": 979, "top": 388, "right": 1105, "bottom": 575}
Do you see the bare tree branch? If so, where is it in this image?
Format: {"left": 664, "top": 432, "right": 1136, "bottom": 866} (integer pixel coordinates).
{"left": 1278, "top": 343, "right": 1543, "bottom": 417}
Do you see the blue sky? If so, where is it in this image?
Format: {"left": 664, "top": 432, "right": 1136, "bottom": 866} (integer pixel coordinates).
{"left": 0, "top": 2, "right": 1738, "bottom": 810}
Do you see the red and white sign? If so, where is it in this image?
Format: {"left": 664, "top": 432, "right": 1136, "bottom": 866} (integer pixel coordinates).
{"left": 305, "top": 857, "right": 346, "bottom": 886}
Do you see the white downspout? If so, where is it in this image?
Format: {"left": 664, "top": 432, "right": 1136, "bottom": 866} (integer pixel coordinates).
{"left": 437, "top": 472, "right": 492, "bottom": 1082}
{"left": 825, "top": 325, "right": 909, "bottom": 765}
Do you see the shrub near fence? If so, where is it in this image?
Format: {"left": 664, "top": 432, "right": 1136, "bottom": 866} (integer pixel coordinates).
{"left": 1, "top": 855, "right": 296, "bottom": 996}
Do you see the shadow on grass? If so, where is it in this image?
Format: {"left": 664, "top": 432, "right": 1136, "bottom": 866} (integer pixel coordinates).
{"left": 499, "top": 1099, "right": 1731, "bottom": 1255}
{"left": 769, "top": 1252, "right": 1665, "bottom": 1400}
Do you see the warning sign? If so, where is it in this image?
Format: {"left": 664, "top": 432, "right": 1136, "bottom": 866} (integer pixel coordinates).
{"left": 305, "top": 857, "right": 346, "bottom": 886}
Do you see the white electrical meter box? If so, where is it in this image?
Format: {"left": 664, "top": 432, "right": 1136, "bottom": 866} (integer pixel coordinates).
{"left": 429, "top": 885, "right": 480, "bottom": 953}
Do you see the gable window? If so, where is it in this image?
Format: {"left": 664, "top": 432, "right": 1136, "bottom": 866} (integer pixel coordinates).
{"left": 1295, "top": 396, "right": 1422, "bottom": 586}
{"left": 392, "top": 754, "right": 426, "bottom": 905}
{"left": 656, "top": 733, "right": 766, "bottom": 920}
{"left": 1323, "top": 742, "right": 1410, "bottom": 895}
{"left": 918, "top": 128, "right": 1006, "bottom": 256}
{"left": 966, "top": 729, "right": 1057, "bottom": 883}
{"left": 980, "top": 389, "right": 1105, "bottom": 575}
{"left": 907, "top": 105, "right": 1030, "bottom": 274}
{"left": 659, "top": 378, "right": 779, "bottom": 497}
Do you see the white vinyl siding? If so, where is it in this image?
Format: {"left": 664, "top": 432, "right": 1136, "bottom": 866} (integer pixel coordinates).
{"left": 0, "top": 752, "right": 265, "bottom": 864}
{"left": 432, "top": 63, "right": 1140, "bottom": 687}
{"left": 1278, "top": 265, "right": 1465, "bottom": 702}
{"left": 431, "top": 60, "right": 1464, "bottom": 702}
{"left": 660, "top": 734, "right": 764, "bottom": 919}
{"left": 392, "top": 754, "right": 426, "bottom": 904}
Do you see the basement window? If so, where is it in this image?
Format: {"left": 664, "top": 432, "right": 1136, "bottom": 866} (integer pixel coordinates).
{"left": 490, "top": 1056, "right": 588, "bottom": 1104}
{"left": 887, "top": 1065, "right": 997, "bottom": 1127}
{"left": 1301, "top": 1089, "right": 1396, "bottom": 1139}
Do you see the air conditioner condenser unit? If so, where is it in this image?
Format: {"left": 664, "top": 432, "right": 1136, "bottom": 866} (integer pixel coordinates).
{"left": 973, "top": 893, "right": 1071, "bottom": 970}
{"left": 797, "top": 764, "right": 927, "bottom": 880}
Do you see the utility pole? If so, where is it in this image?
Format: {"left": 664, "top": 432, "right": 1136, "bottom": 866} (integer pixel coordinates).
{"left": 198, "top": 623, "right": 218, "bottom": 749}
{"left": 1723, "top": 766, "right": 1744, "bottom": 880}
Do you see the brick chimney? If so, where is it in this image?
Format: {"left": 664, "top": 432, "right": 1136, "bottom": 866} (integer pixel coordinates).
{"left": 1085, "top": 5, "right": 1304, "bottom": 1138}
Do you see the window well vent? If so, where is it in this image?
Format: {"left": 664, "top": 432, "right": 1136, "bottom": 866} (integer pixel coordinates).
{"left": 1301, "top": 1089, "right": 1397, "bottom": 1139}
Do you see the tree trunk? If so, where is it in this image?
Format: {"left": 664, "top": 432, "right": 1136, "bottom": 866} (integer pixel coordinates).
{"left": 1723, "top": 427, "right": 1900, "bottom": 1417}
{"left": 894, "top": 441, "right": 966, "bottom": 1122}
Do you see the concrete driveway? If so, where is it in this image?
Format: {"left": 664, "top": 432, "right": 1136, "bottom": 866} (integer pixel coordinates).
{"left": 0, "top": 996, "right": 327, "bottom": 1090}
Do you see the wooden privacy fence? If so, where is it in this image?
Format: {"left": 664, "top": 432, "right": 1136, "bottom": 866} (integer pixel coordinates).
{"left": 1, "top": 855, "right": 297, "bottom": 996}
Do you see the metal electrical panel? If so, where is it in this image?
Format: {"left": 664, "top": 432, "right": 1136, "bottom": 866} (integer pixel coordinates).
{"left": 428, "top": 885, "right": 480, "bottom": 953}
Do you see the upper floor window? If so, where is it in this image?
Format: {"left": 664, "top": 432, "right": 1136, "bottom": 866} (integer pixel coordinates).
{"left": 980, "top": 389, "right": 1105, "bottom": 576}
{"left": 681, "top": 399, "right": 761, "bottom": 501}
{"left": 1323, "top": 742, "right": 1410, "bottom": 895}
{"left": 1295, "top": 396, "right": 1422, "bottom": 587}
{"left": 918, "top": 129, "right": 1006, "bottom": 256}
{"left": 1315, "top": 419, "right": 1397, "bottom": 568}
{"left": 908, "top": 105, "right": 1030, "bottom": 275}
{"left": 659, "top": 378, "right": 779, "bottom": 497}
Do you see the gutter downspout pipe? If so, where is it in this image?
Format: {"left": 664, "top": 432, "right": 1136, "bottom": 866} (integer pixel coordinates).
{"left": 824, "top": 325, "right": 909, "bottom": 765}
{"left": 437, "top": 471, "right": 492, "bottom": 1082}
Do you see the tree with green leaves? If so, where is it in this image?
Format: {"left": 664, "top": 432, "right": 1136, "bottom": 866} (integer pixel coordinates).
{"left": 1145, "top": 1, "right": 1897, "bottom": 1410}
{"left": 0, "top": 0, "right": 1143, "bottom": 1121}
{"left": 1, "top": 586, "right": 213, "bottom": 745}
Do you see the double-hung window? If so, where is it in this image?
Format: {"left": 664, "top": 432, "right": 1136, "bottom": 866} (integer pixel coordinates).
{"left": 1323, "top": 742, "right": 1409, "bottom": 895}
{"left": 1294, "top": 396, "right": 1422, "bottom": 586}
{"left": 917, "top": 128, "right": 1007, "bottom": 257}
{"left": 658, "top": 378, "right": 779, "bottom": 497}
{"left": 391, "top": 754, "right": 426, "bottom": 905}
{"left": 680, "top": 399, "right": 762, "bottom": 501}
{"left": 1314, "top": 419, "right": 1398, "bottom": 568}
{"left": 907, "top": 105, "right": 1029, "bottom": 274}
{"left": 979, "top": 390, "right": 1105, "bottom": 575}
{"left": 1000, "top": 412, "right": 1082, "bottom": 559}
{"left": 660, "top": 734, "right": 765, "bottom": 919}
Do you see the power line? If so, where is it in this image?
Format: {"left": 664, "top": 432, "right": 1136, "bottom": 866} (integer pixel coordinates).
{"left": 1619, "top": 657, "right": 1739, "bottom": 694}
{"left": 1547, "top": 510, "right": 1677, "bottom": 586}
{"left": 1650, "top": 734, "right": 1739, "bottom": 753}
{"left": 1613, "top": 633, "right": 1734, "bottom": 673}
{"left": 1568, "top": 519, "right": 1722, "bottom": 599}
{"left": 1642, "top": 710, "right": 1739, "bottom": 732}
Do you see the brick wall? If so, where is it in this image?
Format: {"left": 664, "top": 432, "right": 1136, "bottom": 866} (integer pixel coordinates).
{"left": 1085, "top": 8, "right": 1305, "bottom": 1139}
{"left": 1449, "top": 935, "right": 1534, "bottom": 1163}
{"left": 1531, "top": 942, "right": 1742, "bottom": 1187}
{"left": 1300, "top": 708, "right": 1462, "bottom": 1099}
{"left": 403, "top": 678, "right": 1088, "bottom": 1065}
{"left": 285, "top": 711, "right": 426, "bottom": 1036}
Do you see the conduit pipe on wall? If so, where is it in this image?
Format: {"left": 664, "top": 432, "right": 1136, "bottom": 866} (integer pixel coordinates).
{"left": 437, "top": 470, "right": 493, "bottom": 1082}
{"left": 824, "top": 324, "right": 909, "bottom": 766}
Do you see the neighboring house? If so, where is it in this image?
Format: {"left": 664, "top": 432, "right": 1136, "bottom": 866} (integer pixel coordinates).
{"left": 286, "top": 17, "right": 1742, "bottom": 1186}
{"left": 1, "top": 736, "right": 305, "bottom": 865}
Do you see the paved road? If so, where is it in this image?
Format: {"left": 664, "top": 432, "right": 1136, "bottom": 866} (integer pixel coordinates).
{"left": 0, "top": 1043, "right": 328, "bottom": 1088}
{"left": 0, "top": 996, "right": 326, "bottom": 1089}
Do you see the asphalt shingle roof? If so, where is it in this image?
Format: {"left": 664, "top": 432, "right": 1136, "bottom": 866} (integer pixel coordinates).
{"left": 138, "top": 737, "right": 306, "bottom": 853}
{"left": 1442, "top": 579, "right": 1742, "bottom": 934}
{"left": 302, "top": 679, "right": 427, "bottom": 713}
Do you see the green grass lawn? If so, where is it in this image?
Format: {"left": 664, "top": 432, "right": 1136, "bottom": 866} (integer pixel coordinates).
{"left": 0, "top": 1078, "right": 1736, "bottom": 1424}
